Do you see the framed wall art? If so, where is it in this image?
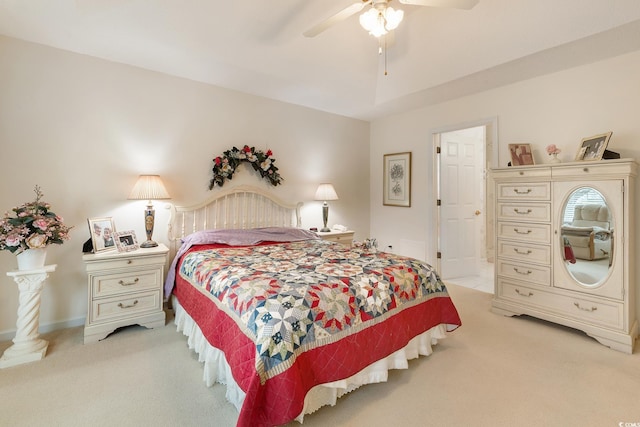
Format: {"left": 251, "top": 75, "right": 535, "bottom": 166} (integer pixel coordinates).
{"left": 508, "top": 143, "right": 535, "bottom": 166}
{"left": 383, "top": 152, "right": 411, "bottom": 207}
{"left": 113, "top": 230, "right": 139, "bottom": 252}
{"left": 87, "top": 217, "right": 116, "bottom": 253}
{"left": 575, "top": 132, "right": 612, "bottom": 161}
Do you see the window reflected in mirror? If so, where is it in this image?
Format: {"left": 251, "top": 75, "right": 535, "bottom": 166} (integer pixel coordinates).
{"left": 560, "top": 187, "right": 612, "bottom": 286}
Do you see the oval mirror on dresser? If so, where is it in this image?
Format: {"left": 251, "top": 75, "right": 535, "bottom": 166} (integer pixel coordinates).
{"left": 559, "top": 187, "right": 613, "bottom": 286}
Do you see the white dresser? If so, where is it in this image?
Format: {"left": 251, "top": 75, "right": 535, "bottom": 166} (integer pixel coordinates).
{"left": 82, "top": 244, "right": 168, "bottom": 343}
{"left": 491, "top": 159, "right": 637, "bottom": 353}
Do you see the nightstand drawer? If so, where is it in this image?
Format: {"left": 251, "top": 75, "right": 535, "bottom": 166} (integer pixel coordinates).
{"left": 85, "top": 254, "right": 166, "bottom": 273}
{"left": 90, "top": 291, "right": 161, "bottom": 323}
{"left": 318, "top": 231, "right": 354, "bottom": 246}
{"left": 91, "top": 269, "right": 161, "bottom": 298}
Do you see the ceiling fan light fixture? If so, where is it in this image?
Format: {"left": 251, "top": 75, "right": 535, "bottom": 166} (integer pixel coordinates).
{"left": 359, "top": 8, "right": 384, "bottom": 36}
{"left": 384, "top": 7, "right": 404, "bottom": 30}
{"left": 359, "top": 4, "right": 403, "bottom": 38}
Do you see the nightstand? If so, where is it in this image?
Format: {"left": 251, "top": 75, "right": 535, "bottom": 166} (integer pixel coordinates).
{"left": 317, "top": 230, "right": 355, "bottom": 246}
{"left": 82, "top": 244, "right": 168, "bottom": 344}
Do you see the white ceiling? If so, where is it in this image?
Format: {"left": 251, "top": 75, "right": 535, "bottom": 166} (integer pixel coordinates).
{"left": 2, "top": 0, "right": 640, "bottom": 121}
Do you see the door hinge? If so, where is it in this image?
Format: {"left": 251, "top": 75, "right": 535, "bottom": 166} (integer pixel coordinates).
{"left": 437, "top": 251, "right": 442, "bottom": 259}
{"left": 437, "top": 199, "right": 441, "bottom": 206}
{"left": 436, "top": 146, "right": 441, "bottom": 154}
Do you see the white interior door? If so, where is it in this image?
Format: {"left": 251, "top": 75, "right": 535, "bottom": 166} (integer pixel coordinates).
{"left": 438, "top": 127, "right": 485, "bottom": 279}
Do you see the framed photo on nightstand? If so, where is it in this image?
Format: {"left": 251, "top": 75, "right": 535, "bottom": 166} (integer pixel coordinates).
{"left": 113, "top": 230, "right": 139, "bottom": 252}
{"left": 87, "top": 217, "right": 116, "bottom": 253}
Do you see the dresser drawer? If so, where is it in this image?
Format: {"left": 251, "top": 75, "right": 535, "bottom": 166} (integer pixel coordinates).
{"left": 492, "top": 167, "right": 551, "bottom": 181}
{"left": 90, "top": 291, "right": 161, "bottom": 323}
{"left": 497, "top": 202, "right": 551, "bottom": 222}
{"left": 91, "top": 269, "right": 162, "bottom": 298}
{"left": 551, "top": 161, "right": 636, "bottom": 179}
{"left": 497, "top": 182, "right": 550, "bottom": 201}
{"left": 497, "top": 259, "right": 550, "bottom": 285}
{"left": 497, "top": 241, "right": 550, "bottom": 264}
{"left": 497, "top": 279, "right": 623, "bottom": 330}
{"left": 497, "top": 221, "right": 551, "bottom": 244}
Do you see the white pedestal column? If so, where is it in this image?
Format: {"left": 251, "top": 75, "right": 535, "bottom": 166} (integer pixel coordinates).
{"left": 1, "top": 265, "right": 56, "bottom": 369}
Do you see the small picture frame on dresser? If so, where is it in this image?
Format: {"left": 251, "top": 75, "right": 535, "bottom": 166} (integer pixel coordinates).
{"left": 508, "top": 143, "right": 535, "bottom": 166}
{"left": 575, "top": 132, "right": 612, "bottom": 161}
{"left": 87, "top": 217, "right": 116, "bottom": 253}
{"left": 113, "top": 230, "right": 139, "bottom": 252}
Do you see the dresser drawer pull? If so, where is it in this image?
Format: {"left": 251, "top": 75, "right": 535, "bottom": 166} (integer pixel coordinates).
{"left": 118, "top": 300, "right": 139, "bottom": 309}
{"left": 513, "top": 268, "right": 532, "bottom": 275}
{"left": 513, "top": 208, "right": 532, "bottom": 215}
{"left": 515, "top": 289, "right": 533, "bottom": 297}
{"left": 118, "top": 278, "right": 140, "bottom": 286}
{"left": 513, "top": 188, "right": 532, "bottom": 195}
{"left": 513, "top": 228, "right": 532, "bottom": 234}
{"left": 574, "top": 302, "right": 597, "bottom": 312}
{"left": 513, "top": 248, "right": 532, "bottom": 255}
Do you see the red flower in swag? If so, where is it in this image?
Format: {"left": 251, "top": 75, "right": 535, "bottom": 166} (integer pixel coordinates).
{"left": 209, "top": 146, "right": 282, "bottom": 189}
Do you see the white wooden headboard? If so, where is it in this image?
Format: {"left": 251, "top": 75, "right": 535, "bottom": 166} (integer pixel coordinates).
{"left": 167, "top": 185, "right": 303, "bottom": 259}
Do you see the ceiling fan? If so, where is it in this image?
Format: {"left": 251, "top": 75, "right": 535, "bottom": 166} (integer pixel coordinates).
{"left": 303, "top": 0, "right": 479, "bottom": 38}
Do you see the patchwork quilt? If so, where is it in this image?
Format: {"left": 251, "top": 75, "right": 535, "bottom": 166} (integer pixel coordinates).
{"left": 174, "top": 238, "right": 461, "bottom": 427}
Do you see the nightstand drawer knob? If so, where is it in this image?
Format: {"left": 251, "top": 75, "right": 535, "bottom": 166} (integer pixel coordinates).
{"left": 118, "top": 300, "right": 139, "bottom": 309}
{"left": 118, "top": 278, "right": 140, "bottom": 286}
{"left": 127, "top": 260, "right": 132, "bottom": 264}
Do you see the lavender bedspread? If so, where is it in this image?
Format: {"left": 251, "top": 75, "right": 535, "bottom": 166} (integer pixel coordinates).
{"left": 164, "top": 227, "right": 319, "bottom": 297}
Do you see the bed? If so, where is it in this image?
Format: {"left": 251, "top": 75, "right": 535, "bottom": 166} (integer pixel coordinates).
{"left": 164, "top": 185, "right": 461, "bottom": 427}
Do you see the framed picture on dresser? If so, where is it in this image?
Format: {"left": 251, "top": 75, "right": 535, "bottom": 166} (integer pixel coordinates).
{"left": 575, "top": 132, "right": 612, "bottom": 161}
{"left": 508, "top": 143, "right": 535, "bottom": 166}
{"left": 383, "top": 152, "right": 411, "bottom": 207}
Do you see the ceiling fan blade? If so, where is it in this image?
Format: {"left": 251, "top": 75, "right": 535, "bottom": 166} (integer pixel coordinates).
{"left": 303, "top": 1, "right": 368, "bottom": 37}
{"left": 397, "top": 0, "right": 479, "bottom": 9}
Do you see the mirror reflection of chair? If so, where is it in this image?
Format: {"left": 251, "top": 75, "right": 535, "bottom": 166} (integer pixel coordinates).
{"left": 561, "top": 204, "right": 612, "bottom": 261}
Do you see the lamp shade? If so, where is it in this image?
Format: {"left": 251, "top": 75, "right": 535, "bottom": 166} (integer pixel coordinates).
{"left": 128, "top": 175, "right": 170, "bottom": 201}
{"left": 314, "top": 183, "right": 339, "bottom": 201}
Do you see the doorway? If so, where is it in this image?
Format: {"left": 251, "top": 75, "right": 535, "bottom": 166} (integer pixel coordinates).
{"left": 432, "top": 118, "right": 498, "bottom": 293}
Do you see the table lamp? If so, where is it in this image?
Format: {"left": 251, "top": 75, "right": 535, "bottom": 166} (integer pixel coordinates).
{"left": 314, "top": 183, "right": 339, "bottom": 232}
{"left": 128, "top": 175, "right": 170, "bottom": 248}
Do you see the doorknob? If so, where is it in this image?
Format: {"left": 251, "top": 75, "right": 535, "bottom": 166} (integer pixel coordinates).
{"left": 475, "top": 210, "right": 481, "bottom": 216}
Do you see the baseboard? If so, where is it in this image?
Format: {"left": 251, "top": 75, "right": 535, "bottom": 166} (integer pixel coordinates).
{"left": 0, "top": 317, "right": 85, "bottom": 342}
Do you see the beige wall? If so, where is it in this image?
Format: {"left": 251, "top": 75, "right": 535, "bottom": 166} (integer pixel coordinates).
{"left": 369, "top": 49, "right": 640, "bottom": 316}
{"left": 0, "top": 36, "right": 370, "bottom": 337}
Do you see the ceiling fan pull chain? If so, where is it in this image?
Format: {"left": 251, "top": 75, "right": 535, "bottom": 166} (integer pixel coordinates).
{"left": 384, "top": 35, "right": 388, "bottom": 76}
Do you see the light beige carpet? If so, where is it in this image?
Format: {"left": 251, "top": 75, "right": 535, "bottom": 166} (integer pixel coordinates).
{"left": 1, "top": 283, "right": 638, "bottom": 427}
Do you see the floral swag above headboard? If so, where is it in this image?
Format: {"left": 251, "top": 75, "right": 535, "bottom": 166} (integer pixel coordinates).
{"left": 209, "top": 145, "right": 283, "bottom": 189}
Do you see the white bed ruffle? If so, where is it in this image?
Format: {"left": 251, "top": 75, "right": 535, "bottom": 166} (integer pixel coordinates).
{"left": 172, "top": 294, "right": 448, "bottom": 423}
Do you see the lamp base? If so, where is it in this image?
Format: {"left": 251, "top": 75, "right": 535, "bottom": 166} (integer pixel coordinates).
{"left": 140, "top": 240, "right": 158, "bottom": 248}
{"left": 320, "top": 227, "right": 331, "bottom": 232}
